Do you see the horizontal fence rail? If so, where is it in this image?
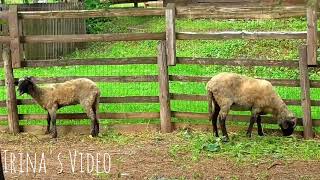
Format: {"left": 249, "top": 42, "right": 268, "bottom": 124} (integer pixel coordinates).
{"left": 0, "top": 96, "right": 160, "bottom": 106}
{"left": 172, "top": 112, "right": 320, "bottom": 127}
{"left": 176, "top": 57, "right": 299, "bottom": 67}
{"left": 22, "top": 57, "right": 158, "bottom": 67}
{"left": 18, "top": 112, "right": 160, "bottom": 120}
{"left": 5, "top": 5, "right": 309, "bottom": 20}
{"left": 0, "top": 112, "right": 319, "bottom": 127}
{"left": 177, "top": 31, "right": 307, "bottom": 40}
{"left": 0, "top": 75, "right": 315, "bottom": 87}
{"left": 170, "top": 93, "right": 320, "bottom": 106}
{"left": 0, "top": 31, "right": 309, "bottom": 44}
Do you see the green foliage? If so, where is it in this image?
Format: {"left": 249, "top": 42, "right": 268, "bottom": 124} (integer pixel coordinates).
{"left": 84, "top": 0, "right": 112, "bottom": 34}
{"left": 84, "top": 0, "right": 110, "bottom": 10}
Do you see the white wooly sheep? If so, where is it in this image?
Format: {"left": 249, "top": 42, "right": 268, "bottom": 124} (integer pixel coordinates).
{"left": 207, "top": 72, "right": 297, "bottom": 141}
{"left": 18, "top": 77, "right": 100, "bottom": 138}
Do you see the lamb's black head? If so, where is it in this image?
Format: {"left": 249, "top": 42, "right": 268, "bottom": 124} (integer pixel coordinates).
{"left": 279, "top": 117, "right": 297, "bottom": 136}
{"left": 17, "top": 76, "right": 35, "bottom": 96}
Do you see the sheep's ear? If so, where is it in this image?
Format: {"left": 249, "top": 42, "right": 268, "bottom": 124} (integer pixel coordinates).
{"left": 26, "top": 76, "right": 35, "bottom": 83}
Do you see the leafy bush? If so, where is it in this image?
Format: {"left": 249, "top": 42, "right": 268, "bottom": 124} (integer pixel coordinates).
{"left": 84, "top": 0, "right": 112, "bottom": 34}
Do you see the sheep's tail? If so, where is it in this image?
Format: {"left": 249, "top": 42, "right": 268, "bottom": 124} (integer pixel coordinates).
{"left": 93, "top": 90, "right": 100, "bottom": 120}
{"left": 208, "top": 90, "right": 213, "bottom": 122}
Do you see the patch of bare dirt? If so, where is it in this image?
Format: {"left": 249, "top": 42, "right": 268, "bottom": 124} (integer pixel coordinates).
{"left": 0, "top": 132, "right": 319, "bottom": 180}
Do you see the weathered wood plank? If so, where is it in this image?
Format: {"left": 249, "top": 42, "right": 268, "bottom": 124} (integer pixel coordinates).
{"left": 18, "top": 6, "right": 310, "bottom": 20}
{"left": 109, "top": 0, "right": 157, "bottom": 4}
{"left": 176, "top": 6, "right": 307, "bottom": 19}
{"left": 24, "top": 75, "right": 158, "bottom": 84}
{"left": 299, "top": 45, "right": 314, "bottom": 139}
{"left": 158, "top": 41, "right": 172, "bottom": 132}
{"left": 306, "top": 4, "right": 318, "bottom": 65}
{"left": 3, "top": 47, "right": 19, "bottom": 133}
{"left": 2, "top": 95, "right": 320, "bottom": 107}
{"left": 166, "top": 3, "right": 176, "bottom": 65}
{"left": 0, "top": 75, "right": 159, "bottom": 86}
{"left": 21, "top": 31, "right": 312, "bottom": 44}
{"left": 169, "top": 75, "right": 303, "bottom": 87}
{"left": 177, "top": 31, "right": 307, "bottom": 40}
{"left": 22, "top": 57, "right": 157, "bottom": 67}
{"left": 100, "top": 96, "right": 159, "bottom": 103}
{"left": 8, "top": 5, "right": 22, "bottom": 68}
{"left": 1, "top": 75, "right": 320, "bottom": 88}
{"left": 170, "top": 93, "right": 314, "bottom": 106}
{"left": 19, "top": 8, "right": 165, "bottom": 19}
{"left": 18, "top": 112, "right": 160, "bottom": 120}
{"left": 0, "top": 11, "right": 8, "bottom": 19}
{"left": 0, "top": 36, "right": 11, "bottom": 43}
{"left": 176, "top": 57, "right": 299, "bottom": 67}
{"left": 171, "top": 111, "right": 304, "bottom": 126}
{"left": 22, "top": 33, "right": 165, "bottom": 43}
{"left": 1, "top": 75, "right": 319, "bottom": 87}
{"left": 0, "top": 96, "right": 159, "bottom": 106}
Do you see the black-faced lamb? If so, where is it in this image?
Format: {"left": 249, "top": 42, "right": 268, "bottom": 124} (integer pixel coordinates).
{"left": 207, "top": 72, "right": 297, "bottom": 141}
{"left": 17, "top": 77, "right": 100, "bottom": 138}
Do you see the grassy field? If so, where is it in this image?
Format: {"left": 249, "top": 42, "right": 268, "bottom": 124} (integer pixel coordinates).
{"left": 1, "top": 130, "right": 320, "bottom": 179}
{"left": 0, "top": 13, "right": 320, "bottom": 131}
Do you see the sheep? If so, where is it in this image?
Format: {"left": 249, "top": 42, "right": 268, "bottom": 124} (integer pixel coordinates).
{"left": 17, "top": 76, "right": 100, "bottom": 138}
{"left": 207, "top": 72, "right": 297, "bottom": 141}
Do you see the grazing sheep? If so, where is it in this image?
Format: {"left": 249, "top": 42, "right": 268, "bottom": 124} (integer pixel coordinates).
{"left": 17, "top": 77, "right": 100, "bottom": 138}
{"left": 207, "top": 72, "right": 297, "bottom": 141}
{"left": 0, "top": 151, "right": 4, "bottom": 180}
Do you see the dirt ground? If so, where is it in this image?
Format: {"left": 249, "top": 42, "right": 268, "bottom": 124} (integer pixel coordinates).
{"left": 1, "top": 131, "right": 320, "bottom": 180}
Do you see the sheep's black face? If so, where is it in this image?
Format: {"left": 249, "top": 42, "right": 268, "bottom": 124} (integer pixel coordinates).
{"left": 279, "top": 118, "right": 297, "bottom": 136}
{"left": 17, "top": 76, "right": 34, "bottom": 96}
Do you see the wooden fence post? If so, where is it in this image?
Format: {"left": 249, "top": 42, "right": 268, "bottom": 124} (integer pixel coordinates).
{"left": 299, "top": 45, "right": 314, "bottom": 139}
{"left": 158, "top": 41, "right": 172, "bottom": 133}
{"left": 165, "top": 3, "right": 176, "bottom": 66}
{"left": 3, "top": 47, "right": 20, "bottom": 134}
{"left": 0, "top": 150, "right": 4, "bottom": 180}
{"left": 8, "top": 5, "right": 22, "bottom": 68}
{"left": 306, "top": 1, "right": 318, "bottom": 65}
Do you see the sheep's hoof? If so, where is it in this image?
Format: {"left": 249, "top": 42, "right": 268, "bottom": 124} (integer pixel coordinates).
{"left": 221, "top": 136, "right": 229, "bottom": 142}
{"left": 91, "top": 130, "right": 98, "bottom": 137}
{"left": 258, "top": 132, "right": 265, "bottom": 136}
{"left": 52, "top": 132, "right": 57, "bottom": 138}
{"left": 246, "top": 132, "right": 252, "bottom": 138}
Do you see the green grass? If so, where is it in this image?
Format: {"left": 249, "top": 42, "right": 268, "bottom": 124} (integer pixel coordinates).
{"left": 1, "top": 16, "right": 320, "bottom": 128}
{"left": 168, "top": 130, "right": 320, "bottom": 162}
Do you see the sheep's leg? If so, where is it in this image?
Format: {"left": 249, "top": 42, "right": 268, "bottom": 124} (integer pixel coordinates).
{"left": 208, "top": 91, "right": 219, "bottom": 137}
{"left": 212, "top": 101, "right": 220, "bottom": 137}
{"left": 45, "top": 112, "right": 51, "bottom": 134}
{"left": 92, "top": 96, "right": 100, "bottom": 136}
{"left": 48, "top": 109, "right": 57, "bottom": 138}
{"left": 218, "top": 107, "right": 230, "bottom": 142}
{"left": 84, "top": 105, "right": 98, "bottom": 137}
{"left": 215, "top": 98, "right": 232, "bottom": 142}
{"left": 246, "top": 114, "right": 256, "bottom": 138}
{"left": 257, "top": 115, "right": 264, "bottom": 136}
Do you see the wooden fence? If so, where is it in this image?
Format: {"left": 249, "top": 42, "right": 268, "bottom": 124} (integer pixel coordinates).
{"left": 164, "top": 0, "right": 318, "bottom": 7}
{"left": 0, "top": 4, "right": 318, "bottom": 139}
{"left": 0, "top": 2, "right": 86, "bottom": 61}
